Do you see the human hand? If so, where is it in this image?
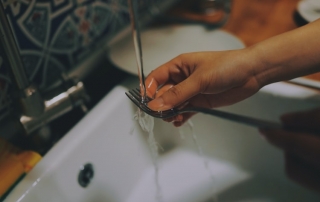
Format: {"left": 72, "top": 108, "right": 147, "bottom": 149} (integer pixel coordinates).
{"left": 259, "top": 108, "right": 320, "bottom": 193}
{"left": 145, "top": 49, "right": 262, "bottom": 126}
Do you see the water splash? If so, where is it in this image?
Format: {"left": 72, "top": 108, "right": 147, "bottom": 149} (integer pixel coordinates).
{"left": 134, "top": 109, "right": 163, "bottom": 202}
{"left": 180, "top": 120, "right": 219, "bottom": 202}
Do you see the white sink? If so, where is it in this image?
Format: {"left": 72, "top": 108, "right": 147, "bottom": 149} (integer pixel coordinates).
{"left": 6, "top": 76, "right": 320, "bottom": 202}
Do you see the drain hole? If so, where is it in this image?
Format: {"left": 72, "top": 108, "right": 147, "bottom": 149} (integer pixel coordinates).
{"left": 78, "top": 163, "right": 94, "bottom": 188}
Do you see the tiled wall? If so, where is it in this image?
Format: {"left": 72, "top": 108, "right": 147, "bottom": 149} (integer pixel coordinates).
{"left": 0, "top": 0, "right": 159, "bottom": 122}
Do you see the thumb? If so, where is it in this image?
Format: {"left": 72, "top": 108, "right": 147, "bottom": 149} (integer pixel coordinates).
{"left": 148, "top": 77, "right": 200, "bottom": 111}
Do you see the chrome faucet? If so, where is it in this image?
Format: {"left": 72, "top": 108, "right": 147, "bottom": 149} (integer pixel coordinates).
{"left": 0, "top": 3, "right": 89, "bottom": 137}
{"left": 0, "top": 4, "right": 44, "bottom": 117}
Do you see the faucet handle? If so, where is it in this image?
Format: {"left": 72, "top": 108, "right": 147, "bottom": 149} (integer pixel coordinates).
{"left": 19, "top": 84, "right": 45, "bottom": 117}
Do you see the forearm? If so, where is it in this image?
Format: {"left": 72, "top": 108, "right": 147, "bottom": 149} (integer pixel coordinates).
{"left": 248, "top": 19, "right": 320, "bottom": 87}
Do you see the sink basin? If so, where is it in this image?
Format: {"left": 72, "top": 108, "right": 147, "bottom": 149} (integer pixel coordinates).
{"left": 6, "top": 76, "right": 320, "bottom": 202}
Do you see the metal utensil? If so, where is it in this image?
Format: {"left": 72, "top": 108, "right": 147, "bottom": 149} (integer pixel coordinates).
{"left": 126, "top": 88, "right": 282, "bottom": 129}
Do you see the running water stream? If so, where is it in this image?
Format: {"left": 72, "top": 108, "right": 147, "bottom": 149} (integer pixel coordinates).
{"left": 128, "top": 1, "right": 216, "bottom": 201}
{"left": 134, "top": 110, "right": 162, "bottom": 201}
{"left": 180, "top": 120, "right": 218, "bottom": 202}
{"left": 128, "top": 0, "right": 162, "bottom": 201}
{"left": 128, "top": 0, "right": 147, "bottom": 101}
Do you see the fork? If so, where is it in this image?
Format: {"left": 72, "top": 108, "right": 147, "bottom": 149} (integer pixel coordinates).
{"left": 125, "top": 88, "right": 282, "bottom": 129}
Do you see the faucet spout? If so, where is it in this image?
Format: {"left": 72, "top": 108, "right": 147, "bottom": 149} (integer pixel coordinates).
{"left": 0, "top": 3, "right": 44, "bottom": 116}
{"left": 0, "top": 4, "right": 29, "bottom": 89}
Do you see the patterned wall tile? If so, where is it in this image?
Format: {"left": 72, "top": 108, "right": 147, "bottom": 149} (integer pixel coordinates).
{"left": 0, "top": 0, "right": 161, "bottom": 122}
{"left": 0, "top": 54, "right": 12, "bottom": 122}
{"left": 1, "top": 0, "right": 131, "bottom": 89}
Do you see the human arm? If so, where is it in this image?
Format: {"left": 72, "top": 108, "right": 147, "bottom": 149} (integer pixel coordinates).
{"left": 145, "top": 19, "right": 320, "bottom": 126}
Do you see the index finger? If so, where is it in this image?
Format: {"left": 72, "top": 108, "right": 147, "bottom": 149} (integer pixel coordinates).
{"left": 145, "top": 54, "right": 189, "bottom": 98}
{"left": 145, "top": 58, "right": 177, "bottom": 98}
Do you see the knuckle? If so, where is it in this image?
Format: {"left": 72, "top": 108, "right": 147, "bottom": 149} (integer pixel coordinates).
{"left": 168, "top": 86, "right": 182, "bottom": 98}
{"left": 177, "top": 53, "right": 188, "bottom": 59}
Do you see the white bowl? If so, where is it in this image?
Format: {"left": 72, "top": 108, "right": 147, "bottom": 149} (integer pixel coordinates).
{"left": 108, "top": 24, "right": 245, "bottom": 76}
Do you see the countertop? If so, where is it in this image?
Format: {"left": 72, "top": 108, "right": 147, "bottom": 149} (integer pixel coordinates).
{"left": 223, "top": 0, "right": 320, "bottom": 81}
{"left": 166, "top": 0, "right": 320, "bottom": 82}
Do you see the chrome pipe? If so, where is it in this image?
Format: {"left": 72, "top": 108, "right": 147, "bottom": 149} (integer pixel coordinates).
{"left": 0, "top": 4, "right": 45, "bottom": 116}
{"left": 20, "top": 82, "right": 89, "bottom": 134}
{"left": 0, "top": 4, "right": 29, "bottom": 89}
{"left": 0, "top": 4, "right": 90, "bottom": 138}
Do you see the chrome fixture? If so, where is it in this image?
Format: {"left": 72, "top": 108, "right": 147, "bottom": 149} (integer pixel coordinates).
{"left": 0, "top": 0, "right": 180, "bottom": 139}
{"left": 20, "top": 81, "right": 89, "bottom": 134}
{"left": 0, "top": 4, "right": 44, "bottom": 117}
{"left": 0, "top": 3, "right": 89, "bottom": 137}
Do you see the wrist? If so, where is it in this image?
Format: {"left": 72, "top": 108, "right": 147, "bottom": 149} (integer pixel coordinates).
{"left": 245, "top": 20, "right": 320, "bottom": 87}
{"left": 246, "top": 43, "right": 278, "bottom": 88}
{"left": 238, "top": 46, "right": 268, "bottom": 89}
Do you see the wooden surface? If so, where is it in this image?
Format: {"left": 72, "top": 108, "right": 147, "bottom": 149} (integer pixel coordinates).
{"left": 223, "top": 0, "right": 320, "bottom": 81}
{"left": 167, "top": 0, "right": 320, "bottom": 81}
{"left": 223, "top": 0, "right": 300, "bottom": 46}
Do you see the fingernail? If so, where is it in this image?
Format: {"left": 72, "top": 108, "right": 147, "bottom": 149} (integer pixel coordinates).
{"left": 173, "top": 121, "right": 183, "bottom": 127}
{"left": 148, "top": 97, "right": 164, "bottom": 111}
{"left": 146, "top": 90, "right": 154, "bottom": 99}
